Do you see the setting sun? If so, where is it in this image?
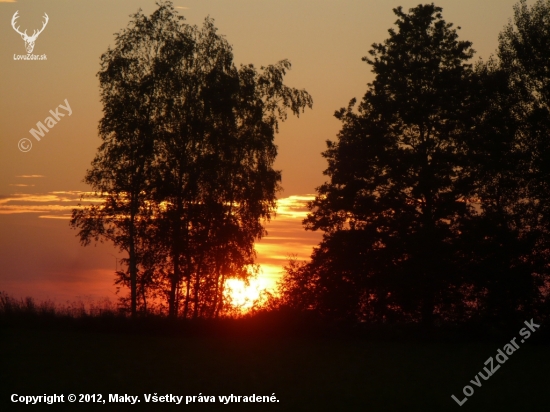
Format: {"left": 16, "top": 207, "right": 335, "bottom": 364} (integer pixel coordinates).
{"left": 224, "top": 278, "right": 271, "bottom": 310}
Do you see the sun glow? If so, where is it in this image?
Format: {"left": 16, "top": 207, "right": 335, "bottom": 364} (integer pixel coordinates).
{"left": 225, "top": 277, "right": 272, "bottom": 310}
{"left": 223, "top": 196, "right": 320, "bottom": 312}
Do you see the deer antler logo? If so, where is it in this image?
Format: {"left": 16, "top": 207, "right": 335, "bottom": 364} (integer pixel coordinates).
{"left": 11, "top": 11, "right": 49, "bottom": 54}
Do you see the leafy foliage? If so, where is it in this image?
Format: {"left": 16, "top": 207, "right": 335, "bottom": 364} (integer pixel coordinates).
{"left": 295, "top": 4, "right": 476, "bottom": 324}
{"left": 278, "top": 3, "right": 550, "bottom": 326}
{"left": 71, "top": 1, "right": 312, "bottom": 317}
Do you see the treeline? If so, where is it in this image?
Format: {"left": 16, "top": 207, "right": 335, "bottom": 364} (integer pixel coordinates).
{"left": 275, "top": 1, "right": 550, "bottom": 326}
{"left": 73, "top": 1, "right": 550, "bottom": 326}
{"left": 70, "top": 1, "right": 312, "bottom": 318}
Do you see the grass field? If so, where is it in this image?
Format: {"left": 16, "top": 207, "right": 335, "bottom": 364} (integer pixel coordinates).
{"left": 1, "top": 324, "right": 549, "bottom": 411}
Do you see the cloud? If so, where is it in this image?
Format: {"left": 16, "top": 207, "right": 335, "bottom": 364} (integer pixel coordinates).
{"left": 275, "top": 195, "right": 315, "bottom": 219}
{"left": 15, "top": 175, "right": 44, "bottom": 178}
{"left": 0, "top": 0, "right": 17, "bottom": 3}
{"left": 175, "top": 6, "right": 189, "bottom": 10}
{"left": 0, "top": 191, "right": 321, "bottom": 289}
{"left": 0, "top": 191, "right": 101, "bottom": 216}
{"left": 254, "top": 194, "right": 321, "bottom": 287}
{"left": 9, "top": 184, "right": 35, "bottom": 187}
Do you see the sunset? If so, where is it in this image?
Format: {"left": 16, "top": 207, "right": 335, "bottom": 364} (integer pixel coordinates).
{"left": 1, "top": 0, "right": 550, "bottom": 410}
{"left": 0, "top": 189, "right": 320, "bottom": 304}
{"left": 0, "top": 0, "right": 533, "bottom": 306}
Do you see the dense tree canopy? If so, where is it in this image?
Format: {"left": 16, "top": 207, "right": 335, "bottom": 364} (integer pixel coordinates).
{"left": 469, "top": 0, "right": 550, "bottom": 321}
{"left": 294, "top": 4, "right": 477, "bottom": 324}
{"left": 71, "top": 1, "right": 312, "bottom": 317}
{"left": 278, "top": 2, "right": 550, "bottom": 325}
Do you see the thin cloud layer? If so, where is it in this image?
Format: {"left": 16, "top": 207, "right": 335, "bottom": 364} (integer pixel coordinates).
{"left": 0, "top": 191, "right": 101, "bottom": 216}
{"left": 0, "top": 192, "right": 322, "bottom": 299}
{"left": 255, "top": 195, "right": 321, "bottom": 288}
{"left": 15, "top": 175, "right": 44, "bottom": 178}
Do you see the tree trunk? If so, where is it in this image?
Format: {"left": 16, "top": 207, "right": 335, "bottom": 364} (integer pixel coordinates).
{"left": 183, "top": 272, "right": 191, "bottom": 319}
{"left": 129, "top": 211, "right": 137, "bottom": 318}
{"left": 168, "top": 208, "right": 183, "bottom": 318}
{"left": 192, "top": 257, "right": 204, "bottom": 319}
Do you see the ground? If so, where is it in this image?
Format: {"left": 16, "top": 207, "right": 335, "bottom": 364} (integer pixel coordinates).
{"left": 1, "top": 326, "right": 549, "bottom": 411}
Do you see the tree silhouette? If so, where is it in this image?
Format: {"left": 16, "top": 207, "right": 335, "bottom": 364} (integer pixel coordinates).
{"left": 148, "top": 21, "right": 312, "bottom": 317}
{"left": 291, "top": 4, "right": 477, "bottom": 324}
{"left": 498, "top": 0, "right": 550, "bottom": 264}
{"left": 276, "top": 2, "right": 550, "bottom": 326}
{"left": 71, "top": 1, "right": 312, "bottom": 317}
{"left": 71, "top": 3, "right": 175, "bottom": 317}
{"left": 459, "top": 0, "right": 550, "bottom": 322}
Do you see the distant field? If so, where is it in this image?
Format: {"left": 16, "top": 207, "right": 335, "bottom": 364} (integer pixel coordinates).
{"left": 1, "top": 326, "right": 549, "bottom": 411}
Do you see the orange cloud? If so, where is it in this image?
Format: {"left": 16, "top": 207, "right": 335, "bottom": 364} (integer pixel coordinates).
{"left": 0, "top": 191, "right": 101, "bottom": 216}
{"left": 0, "top": 190, "right": 322, "bottom": 296}
{"left": 255, "top": 195, "right": 321, "bottom": 289}
{"left": 15, "top": 175, "right": 44, "bottom": 178}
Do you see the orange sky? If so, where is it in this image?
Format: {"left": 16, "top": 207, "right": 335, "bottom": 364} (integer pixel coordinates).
{"left": 0, "top": 190, "right": 321, "bottom": 303}
{"left": 0, "top": 0, "right": 531, "bottom": 304}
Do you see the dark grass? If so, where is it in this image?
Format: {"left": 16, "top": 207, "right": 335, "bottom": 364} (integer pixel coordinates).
{"left": 1, "top": 296, "right": 550, "bottom": 411}
{"left": 2, "top": 327, "right": 550, "bottom": 411}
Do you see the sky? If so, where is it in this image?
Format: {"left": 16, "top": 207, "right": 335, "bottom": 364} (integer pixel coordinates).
{"left": 0, "top": 0, "right": 532, "bottom": 305}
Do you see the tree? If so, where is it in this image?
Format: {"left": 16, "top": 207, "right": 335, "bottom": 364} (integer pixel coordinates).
{"left": 71, "top": 1, "right": 312, "bottom": 317}
{"left": 498, "top": 0, "right": 550, "bottom": 257}
{"left": 296, "top": 4, "right": 476, "bottom": 324}
{"left": 461, "top": 0, "right": 550, "bottom": 322}
{"left": 150, "top": 36, "right": 313, "bottom": 317}
{"left": 71, "top": 2, "right": 178, "bottom": 317}
{"left": 498, "top": 0, "right": 550, "bottom": 227}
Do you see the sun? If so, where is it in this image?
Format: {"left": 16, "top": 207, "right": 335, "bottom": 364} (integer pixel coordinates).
{"left": 225, "top": 278, "right": 271, "bottom": 310}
